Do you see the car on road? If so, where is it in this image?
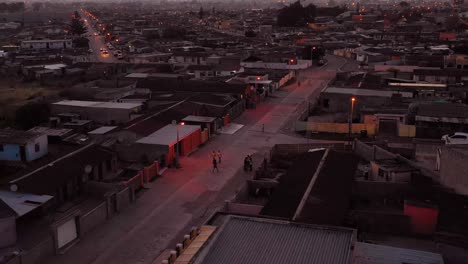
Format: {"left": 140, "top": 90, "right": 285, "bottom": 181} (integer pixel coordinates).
{"left": 117, "top": 54, "right": 124, "bottom": 60}
{"left": 442, "top": 132, "right": 468, "bottom": 145}
{"left": 94, "top": 32, "right": 99, "bottom": 36}
{"left": 88, "top": 49, "right": 93, "bottom": 53}
{"left": 101, "top": 49, "right": 109, "bottom": 55}
{"left": 113, "top": 50, "right": 122, "bottom": 56}
{"left": 99, "top": 47, "right": 104, "bottom": 52}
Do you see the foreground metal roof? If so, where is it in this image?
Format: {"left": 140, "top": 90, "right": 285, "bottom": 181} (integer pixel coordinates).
{"left": 194, "top": 216, "right": 354, "bottom": 264}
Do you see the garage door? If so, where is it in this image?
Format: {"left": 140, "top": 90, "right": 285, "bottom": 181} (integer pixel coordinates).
{"left": 57, "top": 218, "right": 78, "bottom": 248}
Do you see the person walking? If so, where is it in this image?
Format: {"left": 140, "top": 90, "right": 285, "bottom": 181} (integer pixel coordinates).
{"left": 211, "top": 150, "right": 218, "bottom": 162}
{"left": 212, "top": 157, "right": 219, "bottom": 173}
{"left": 244, "top": 156, "right": 249, "bottom": 172}
{"left": 217, "top": 150, "right": 222, "bottom": 164}
{"left": 247, "top": 155, "right": 253, "bottom": 172}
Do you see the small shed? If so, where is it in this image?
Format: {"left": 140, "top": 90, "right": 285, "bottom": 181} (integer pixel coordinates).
{"left": 136, "top": 124, "right": 201, "bottom": 165}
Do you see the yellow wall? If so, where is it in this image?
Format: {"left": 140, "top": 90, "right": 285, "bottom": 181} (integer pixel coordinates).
{"left": 306, "top": 122, "right": 376, "bottom": 135}
{"left": 398, "top": 124, "right": 416, "bottom": 137}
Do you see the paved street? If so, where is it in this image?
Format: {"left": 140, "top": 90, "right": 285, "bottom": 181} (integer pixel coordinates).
{"left": 81, "top": 11, "right": 118, "bottom": 63}
{"left": 44, "top": 55, "right": 350, "bottom": 264}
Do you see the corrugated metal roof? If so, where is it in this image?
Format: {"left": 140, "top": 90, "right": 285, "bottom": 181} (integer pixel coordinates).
{"left": 195, "top": 216, "right": 354, "bottom": 264}
{"left": 353, "top": 242, "right": 444, "bottom": 264}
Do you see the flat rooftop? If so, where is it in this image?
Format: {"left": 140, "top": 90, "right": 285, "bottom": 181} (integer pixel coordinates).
{"left": 193, "top": 216, "right": 355, "bottom": 264}
{"left": 136, "top": 124, "right": 200, "bottom": 146}
{"left": 353, "top": 242, "right": 444, "bottom": 264}
{"left": 182, "top": 115, "right": 217, "bottom": 123}
{"left": 52, "top": 100, "right": 142, "bottom": 110}
{"left": 323, "top": 87, "right": 413, "bottom": 98}
{"left": 88, "top": 126, "right": 118, "bottom": 135}
{"left": 0, "top": 129, "right": 43, "bottom": 145}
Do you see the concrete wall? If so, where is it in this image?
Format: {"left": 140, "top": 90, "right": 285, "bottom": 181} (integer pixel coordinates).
{"left": 0, "top": 144, "right": 21, "bottom": 161}
{"left": 79, "top": 201, "right": 108, "bottom": 236}
{"left": 0, "top": 215, "right": 16, "bottom": 248}
{"left": 25, "top": 134, "right": 48, "bottom": 161}
{"left": 440, "top": 147, "right": 468, "bottom": 195}
{"left": 351, "top": 210, "right": 411, "bottom": 235}
{"left": 354, "top": 140, "right": 397, "bottom": 161}
{"left": 296, "top": 121, "right": 376, "bottom": 135}
{"left": 116, "top": 187, "right": 133, "bottom": 212}
{"left": 224, "top": 202, "right": 263, "bottom": 215}
{"left": 398, "top": 124, "right": 416, "bottom": 137}
{"left": 20, "top": 236, "right": 54, "bottom": 264}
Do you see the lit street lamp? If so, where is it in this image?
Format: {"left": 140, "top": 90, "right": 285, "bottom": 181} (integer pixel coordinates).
{"left": 348, "top": 97, "right": 356, "bottom": 143}
{"left": 173, "top": 120, "right": 185, "bottom": 168}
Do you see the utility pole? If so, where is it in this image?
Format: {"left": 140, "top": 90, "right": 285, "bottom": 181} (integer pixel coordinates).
{"left": 348, "top": 97, "right": 356, "bottom": 145}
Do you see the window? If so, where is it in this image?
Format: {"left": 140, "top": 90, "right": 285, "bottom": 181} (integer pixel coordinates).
{"left": 35, "top": 143, "right": 40, "bottom": 152}
{"left": 0, "top": 144, "right": 3, "bottom": 152}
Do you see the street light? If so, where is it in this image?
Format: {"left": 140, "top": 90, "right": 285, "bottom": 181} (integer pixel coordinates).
{"left": 173, "top": 120, "right": 185, "bottom": 168}
{"left": 348, "top": 97, "right": 356, "bottom": 144}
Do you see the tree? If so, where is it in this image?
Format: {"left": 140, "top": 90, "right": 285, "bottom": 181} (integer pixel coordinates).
{"left": 15, "top": 102, "right": 50, "bottom": 130}
{"left": 277, "top": 1, "right": 316, "bottom": 27}
{"left": 399, "top": 1, "right": 410, "bottom": 8}
{"left": 199, "top": 6, "right": 204, "bottom": 19}
{"left": 69, "top": 15, "right": 87, "bottom": 36}
{"left": 73, "top": 11, "right": 81, "bottom": 19}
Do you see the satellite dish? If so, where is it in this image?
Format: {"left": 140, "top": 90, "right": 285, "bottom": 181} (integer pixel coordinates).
{"left": 10, "top": 184, "right": 18, "bottom": 192}
{"left": 84, "top": 165, "right": 92, "bottom": 174}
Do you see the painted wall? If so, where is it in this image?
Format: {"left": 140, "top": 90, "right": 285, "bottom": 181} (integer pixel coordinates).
{"left": 404, "top": 200, "right": 438, "bottom": 235}
{"left": 0, "top": 144, "right": 21, "bottom": 161}
{"left": 25, "top": 134, "right": 48, "bottom": 161}
{"left": 297, "top": 121, "right": 376, "bottom": 135}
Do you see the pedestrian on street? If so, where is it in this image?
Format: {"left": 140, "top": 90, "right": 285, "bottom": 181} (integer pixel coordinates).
{"left": 212, "top": 158, "right": 219, "bottom": 173}
{"left": 244, "top": 156, "right": 249, "bottom": 172}
{"left": 211, "top": 150, "right": 218, "bottom": 161}
{"left": 217, "top": 150, "right": 222, "bottom": 164}
{"left": 247, "top": 155, "right": 253, "bottom": 171}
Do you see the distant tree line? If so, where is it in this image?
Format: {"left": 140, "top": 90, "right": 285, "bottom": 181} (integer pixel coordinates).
{"left": 0, "top": 2, "right": 25, "bottom": 13}
{"left": 277, "top": 1, "right": 347, "bottom": 27}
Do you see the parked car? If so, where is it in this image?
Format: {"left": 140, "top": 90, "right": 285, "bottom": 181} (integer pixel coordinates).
{"left": 101, "top": 49, "right": 109, "bottom": 55}
{"left": 442, "top": 132, "right": 468, "bottom": 145}
{"left": 117, "top": 53, "right": 124, "bottom": 60}
{"left": 88, "top": 49, "right": 93, "bottom": 53}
